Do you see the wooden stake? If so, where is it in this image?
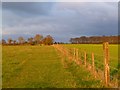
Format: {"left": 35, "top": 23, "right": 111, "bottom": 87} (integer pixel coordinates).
{"left": 92, "top": 52, "right": 96, "bottom": 78}
{"left": 84, "top": 51, "right": 86, "bottom": 67}
{"left": 74, "top": 48, "right": 76, "bottom": 61}
{"left": 76, "top": 49, "right": 79, "bottom": 64}
{"left": 92, "top": 52, "right": 94, "bottom": 70}
{"left": 103, "top": 42, "right": 110, "bottom": 86}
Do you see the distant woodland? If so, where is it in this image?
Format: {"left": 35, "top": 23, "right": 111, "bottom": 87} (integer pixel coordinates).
{"left": 1, "top": 35, "right": 120, "bottom": 45}
{"left": 69, "top": 36, "right": 120, "bottom": 44}
{"left": 1, "top": 34, "right": 54, "bottom": 45}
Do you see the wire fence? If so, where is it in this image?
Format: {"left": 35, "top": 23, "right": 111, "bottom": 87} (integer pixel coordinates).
{"left": 53, "top": 43, "right": 118, "bottom": 87}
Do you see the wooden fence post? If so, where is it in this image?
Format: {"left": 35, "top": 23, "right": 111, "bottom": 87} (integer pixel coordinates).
{"left": 76, "top": 49, "right": 79, "bottom": 64}
{"left": 84, "top": 51, "right": 86, "bottom": 67}
{"left": 92, "top": 52, "right": 96, "bottom": 78}
{"left": 103, "top": 42, "right": 110, "bottom": 86}
{"left": 74, "top": 48, "right": 76, "bottom": 61}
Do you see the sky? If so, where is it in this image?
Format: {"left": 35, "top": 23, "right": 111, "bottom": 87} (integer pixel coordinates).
{"left": 2, "top": 2, "right": 118, "bottom": 42}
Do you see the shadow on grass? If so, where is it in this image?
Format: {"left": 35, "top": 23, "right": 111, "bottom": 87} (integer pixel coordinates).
{"left": 63, "top": 58, "right": 104, "bottom": 88}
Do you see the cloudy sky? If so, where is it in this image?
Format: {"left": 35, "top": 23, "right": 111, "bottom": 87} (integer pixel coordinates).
{"left": 2, "top": 2, "right": 118, "bottom": 42}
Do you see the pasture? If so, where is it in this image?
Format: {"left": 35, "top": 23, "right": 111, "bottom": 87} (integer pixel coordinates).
{"left": 2, "top": 45, "right": 103, "bottom": 88}
{"left": 2, "top": 44, "right": 118, "bottom": 88}
{"left": 63, "top": 44, "right": 118, "bottom": 86}
{"left": 63, "top": 44, "right": 118, "bottom": 69}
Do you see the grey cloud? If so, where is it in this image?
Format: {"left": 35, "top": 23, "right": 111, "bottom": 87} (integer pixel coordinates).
{"left": 2, "top": 2, "right": 55, "bottom": 17}
{"left": 2, "top": 2, "right": 118, "bottom": 42}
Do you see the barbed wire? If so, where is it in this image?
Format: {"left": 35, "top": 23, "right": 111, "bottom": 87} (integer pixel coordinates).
{"left": 55, "top": 45, "right": 118, "bottom": 70}
{"left": 54, "top": 46, "right": 118, "bottom": 87}
{"left": 54, "top": 45, "right": 118, "bottom": 82}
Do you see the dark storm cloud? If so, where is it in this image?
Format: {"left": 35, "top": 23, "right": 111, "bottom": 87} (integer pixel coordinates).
{"left": 0, "top": 2, "right": 1, "bottom": 40}
{"left": 2, "top": 2, "right": 54, "bottom": 17}
{"left": 2, "top": 2, "right": 118, "bottom": 42}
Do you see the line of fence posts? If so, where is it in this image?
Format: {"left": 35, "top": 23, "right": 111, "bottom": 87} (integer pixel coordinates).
{"left": 71, "top": 42, "right": 110, "bottom": 86}
{"left": 54, "top": 42, "right": 110, "bottom": 86}
{"left": 73, "top": 48, "right": 81, "bottom": 65}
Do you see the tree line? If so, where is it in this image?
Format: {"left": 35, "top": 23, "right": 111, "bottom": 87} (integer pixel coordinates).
{"left": 70, "top": 35, "right": 120, "bottom": 44}
{"left": 1, "top": 34, "right": 54, "bottom": 45}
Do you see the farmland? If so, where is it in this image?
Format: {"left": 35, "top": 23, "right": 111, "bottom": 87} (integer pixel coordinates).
{"left": 63, "top": 44, "right": 118, "bottom": 69}
{"left": 62, "top": 44, "right": 118, "bottom": 87}
{"left": 2, "top": 44, "right": 118, "bottom": 88}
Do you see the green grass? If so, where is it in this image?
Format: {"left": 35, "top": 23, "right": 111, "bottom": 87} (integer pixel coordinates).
{"left": 2, "top": 45, "right": 103, "bottom": 88}
{"left": 63, "top": 44, "right": 118, "bottom": 67}
{"left": 63, "top": 44, "right": 118, "bottom": 82}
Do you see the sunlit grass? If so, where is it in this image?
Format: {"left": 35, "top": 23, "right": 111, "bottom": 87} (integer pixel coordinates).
{"left": 63, "top": 44, "right": 118, "bottom": 68}
{"left": 63, "top": 44, "right": 118, "bottom": 84}
{"left": 2, "top": 45, "right": 103, "bottom": 88}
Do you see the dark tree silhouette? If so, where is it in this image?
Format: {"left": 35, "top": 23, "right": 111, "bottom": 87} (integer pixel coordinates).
{"left": 28, "top": 37, "right": 34, "bottom": 45}
{"left": 13, "top": 40, "right": 17, "bottom": 45}
{"left": 70, "top": 36, "right": 119, "bottom": 44}
{"left": 2, "top": 39, "right": 6, "bottom": 45}
{"left": 7, "top": 38, "right": 12, "bottom": 44}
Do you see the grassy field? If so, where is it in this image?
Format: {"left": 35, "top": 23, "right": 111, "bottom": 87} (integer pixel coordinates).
{"left": 63, "top": 44, "right": 118, "bottom": 68}
{"left": 2, "top": 45, "right": 104, "bottom": 88}
{"left": 63, "top": 44, "right": 118, "bottom": 82}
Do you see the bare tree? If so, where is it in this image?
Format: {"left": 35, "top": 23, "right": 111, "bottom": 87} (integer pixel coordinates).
{"left": 34, "top": 34, "right": 43, "bottom": 44}
{"left": 7, "top": 38, "right": 12, "bottom": 44}
{"left": 18, "top": 36, "right": 25, "bottom": 44}
{"left": 13, "top": 40, "right": 17, "bottom": 45}
{"left": 43, "top": 35, "right": 54, "bottom": 45}
{"left": 28, "top": 37, "right": 34, "bottom": 45}
{"left": 2, "top": 39, "right": 6, "bottom": 45}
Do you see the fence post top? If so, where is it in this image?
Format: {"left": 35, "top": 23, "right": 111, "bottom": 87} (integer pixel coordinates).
{"left": 103, "top": 42, "right": 109, "bottom": 50}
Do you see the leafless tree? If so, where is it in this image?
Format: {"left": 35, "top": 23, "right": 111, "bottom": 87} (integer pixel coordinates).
{"left": 34, "top": 34, "right": 43, "bottom": 44}
{"left": 42, "top": 35, "right": 54, "bottom": 45}
{"left": 28, "top": 37, "right": 34, "bottom": 45}
{"left": 18, "top": 36, "right": 25, "bottom": 44}
{"left": 13, "top": 40, "right": 17, "bottom": 45}
{"left": 7, "top": 38, "right": 12, "bottom": 44}
{"left": 2, "top": 39, "right": 6, "bottom": 45}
